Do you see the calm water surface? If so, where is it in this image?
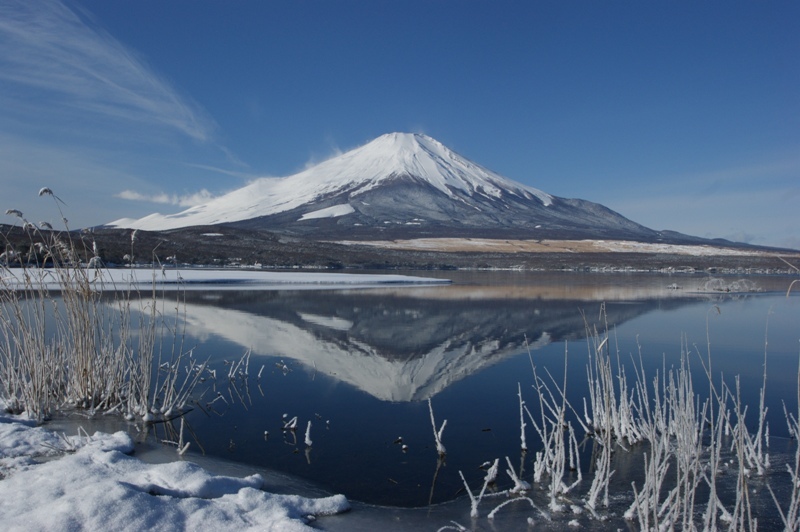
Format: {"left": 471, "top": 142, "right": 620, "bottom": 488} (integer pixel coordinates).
{"left": 139, "top": 271, "right": 800, "bottom": 508}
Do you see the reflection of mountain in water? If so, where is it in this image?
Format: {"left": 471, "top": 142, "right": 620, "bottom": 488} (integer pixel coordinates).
{"left": 179, "top": 285, "right": 709, "bottom": 402}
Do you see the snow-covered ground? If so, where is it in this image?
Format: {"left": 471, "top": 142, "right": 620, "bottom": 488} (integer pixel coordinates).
{"left": 0, "top": 414, "right": 349, "bottom": 531}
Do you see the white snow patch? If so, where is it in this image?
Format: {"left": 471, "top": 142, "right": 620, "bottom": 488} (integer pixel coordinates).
{"left": 298, "top": 204, "right": 355, "bottom": 221}
{"left": 0, "top": 419, "right": 349, "bottom": 531}
{"left": 108, "top": 217, "right": 139, "bottom": 227}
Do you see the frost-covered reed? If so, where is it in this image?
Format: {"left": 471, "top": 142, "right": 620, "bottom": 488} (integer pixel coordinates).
{"left": 1, "top": 191, "right": 203, "bottom": 424}
{"left": 428, "top": 398, "right": 447, "bottom": 458}
{"left": 452, "top": 297, "right": 797, "bottom": 530}
{"left": 523, "top": 346, "right": 581, "bottom": 512}
{"left": 771, "top": 353, "right": 800, "bottom": 529}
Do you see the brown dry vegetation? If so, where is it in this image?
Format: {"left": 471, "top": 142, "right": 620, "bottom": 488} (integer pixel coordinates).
{"left": 336, "top": 237, "right": 785, "bottom": 255}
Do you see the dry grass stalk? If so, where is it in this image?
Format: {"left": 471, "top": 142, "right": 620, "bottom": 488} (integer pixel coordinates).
{"left": 1, "top": 191, "right": 204, "bottom": 424}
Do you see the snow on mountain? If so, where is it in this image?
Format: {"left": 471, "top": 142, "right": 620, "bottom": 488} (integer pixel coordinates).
{"left": 298, "top": 204, "right": 355, "bottom": 221}
{"left": 108, "top": 133, "right": 553, "bottom": 231}
{"left": 107, "top": 132, "right": 699, "bottom": 244}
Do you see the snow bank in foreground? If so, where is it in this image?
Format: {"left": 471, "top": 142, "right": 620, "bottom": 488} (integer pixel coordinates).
{"left": 0, "top": 419, "right": 349, "bottom": 531}
{"left": 0, "top": 268, "right": 450, "bottom": 291}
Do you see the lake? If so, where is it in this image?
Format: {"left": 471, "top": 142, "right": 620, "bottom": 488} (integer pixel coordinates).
{"left": 128, "top": 270, "right": 800, "bottom": 514}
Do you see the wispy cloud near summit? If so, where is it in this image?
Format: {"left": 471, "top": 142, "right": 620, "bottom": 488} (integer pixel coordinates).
{"left": 116, "top": 189, "right": 215, "bottom": 208}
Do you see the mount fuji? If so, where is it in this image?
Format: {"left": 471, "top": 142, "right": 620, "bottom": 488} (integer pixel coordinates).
{"left": 108, "top": 133, "right": 693, "bottom": 243}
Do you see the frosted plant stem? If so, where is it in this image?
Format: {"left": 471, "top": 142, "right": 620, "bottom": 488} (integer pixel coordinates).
{"left": 504, "top": 456, "right": 531, "bottom": 493}
{"left": 487, "top": 496, "right": 539, "bottom": 520}
{"left": 518, "top": 382, "right": 527, "bottom": 452}
{"left": 435, "top": 522, "right": 467, "bottom": 532}
{"left": 458, "top": 469, "right": 491, "bottom": 518}
{"left": 428, "top": 398, "right": 446, "bottom": 457}
{"left": 177, "top": 416, "right": 190, "bottom": 454}
{"left": 769, "top": 352, "right": 800, "bottom": 529}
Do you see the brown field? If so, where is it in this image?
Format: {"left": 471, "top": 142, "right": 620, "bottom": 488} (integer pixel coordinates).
{"left": 337, "top": 238, "right": 785, "bottom": 256}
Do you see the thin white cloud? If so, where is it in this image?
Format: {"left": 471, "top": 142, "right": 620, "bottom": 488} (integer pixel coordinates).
{"left": 302, "top": 146, "right": 343, "bottom": 170}
{"left": 0, "top": 0, "right": 216, "bottom": 142}
{"left": 0, "top": 0, "right": 241, "bottom": 228}
{"left": 117, "top": 189, "right": 215, "bottom": 208}
{"left": 184, "top": 163, "right": 265, "bottom": 181}
{"left": 0, "top": 133, "right": 166, "bottom": 228}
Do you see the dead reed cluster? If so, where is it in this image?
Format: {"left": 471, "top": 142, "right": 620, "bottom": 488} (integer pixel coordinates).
{"left": 1, "top": 192, "right": 203, "bottom": 424}
{"left": 450, "top": 301, "right": 799, "bottom": 530}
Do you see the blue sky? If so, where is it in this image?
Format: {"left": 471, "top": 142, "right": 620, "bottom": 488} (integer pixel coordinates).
{"left": 1, "top": 0, "right": 798, "bottom": 249}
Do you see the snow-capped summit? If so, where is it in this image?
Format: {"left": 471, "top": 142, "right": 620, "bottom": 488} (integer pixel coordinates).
{"left": 319, "top": 132, "right": 554, "bottom": 206}
{"left": 108, "top": 132, "right": 665, "bottom": 242}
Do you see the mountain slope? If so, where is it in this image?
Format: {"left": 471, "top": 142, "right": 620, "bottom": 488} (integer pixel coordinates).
{"left": 108, "top": 133, "right": 675, "bottom": 242}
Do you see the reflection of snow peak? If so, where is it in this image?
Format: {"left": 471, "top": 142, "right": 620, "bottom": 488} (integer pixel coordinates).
{"left": 180, "top": 303, "right": 551, "bottom": 402}
{"left": 297, "top": 312, "right": 353, "bottom": 331}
